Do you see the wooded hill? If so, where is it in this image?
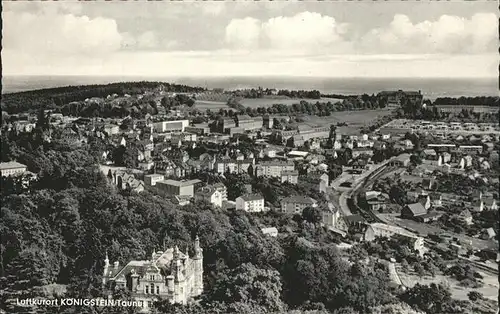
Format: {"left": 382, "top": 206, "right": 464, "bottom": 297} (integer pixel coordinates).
{"left": 1, "top": 81, "right": 206, "bottom": 114}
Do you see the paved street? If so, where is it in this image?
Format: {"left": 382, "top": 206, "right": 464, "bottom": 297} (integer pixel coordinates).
{"left": 329, "top": 159, "right": 392, "bottom": 218}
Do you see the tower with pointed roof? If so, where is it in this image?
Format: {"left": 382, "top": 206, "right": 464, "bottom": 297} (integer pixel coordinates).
{"left": 193, "top": 235, "right": 204, "bottom": 295}
{"left": 102, "top": 252, "right": 110, "bottom": 288}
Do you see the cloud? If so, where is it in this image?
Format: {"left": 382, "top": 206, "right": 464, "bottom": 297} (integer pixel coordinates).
{"left": 360, "top": 13, "right": 497, "bottom": 54}
{"left": 261, "top": 12, "right": 348, "bottom": 51}
{"left": 224, "top": 11, "right": 497, "bottom": 55}
{"left": 225, "top": 12, "right": 350, "bottom": 53}
{"left": 2, "top": 10, "right": 123, "bottom": 55}
{"left": 225, "top": 17, "right": 261, "bottom": 49}
{"left": 2, "top": 4, "right": 497, "bottom": 78}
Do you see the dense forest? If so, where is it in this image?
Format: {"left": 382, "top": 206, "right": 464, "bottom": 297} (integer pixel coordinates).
{"left": 1, "top": 82, "right": 205, "bottom": 114}
{"left": 433, "top": 97, "right": 499, "bottom": 107}
{"left": 232, "top": 88, "right": 322, "bottom": 99}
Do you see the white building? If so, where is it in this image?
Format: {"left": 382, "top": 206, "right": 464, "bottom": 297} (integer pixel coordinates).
{"left": 144, "top": 174, "right": 165, "bottom": 186}
{"left": 195, "top": 185, "right": 223, "bottom": 207}
{"left": 0, "top": 161, "right": 27, "bottom": 177}
{"left": 281, "top": 170, "right": 299, "bottom": 184}
{"left": 322, "top": 203, "right": 342, "bottom": 229}
{"left": 235, "top": 194, "right": 265, "bottom": 212}
{"left": 256, "top": 160, "right": 295, "bottom": 178}
{"left": 364, "top": 223, "right": 424, "bottom": 254}
{"left": 213, "top": 182, "right": 228, "bottom": 201}
{"left": 261, "top": 227, "right": 278, "bottom": 237}
{"left": 153, "top": 120, "right": 190, "bottom": 133}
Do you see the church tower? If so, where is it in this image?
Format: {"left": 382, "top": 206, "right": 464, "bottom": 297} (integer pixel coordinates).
{"left": 193, "top": 235, "right": 204, "bottom": 295}
{"left": 102, "top": 252, "right": 110, "bottom": 288}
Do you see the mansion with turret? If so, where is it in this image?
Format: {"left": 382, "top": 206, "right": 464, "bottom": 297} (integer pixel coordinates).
{"left": 102, "top": 237, "right": 203, "bottom": 312}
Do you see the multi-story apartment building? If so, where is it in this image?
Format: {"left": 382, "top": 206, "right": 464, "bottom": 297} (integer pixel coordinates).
{"left": 256, "top": 160, "right": 295, "bottom": 178}
{"left": 170, "top": 132, "right": 197, "bottom": 143}
{"left": 215, "top": 158, "right": 254, "bottom": 174}
{"left": 377, "top": 90, "right": 423, "bottom": 108}
{"left": 235, "top": 115, "right": 263, "bottom": 131}
{"left": 185, "top": 123, "right": 210, "bottom": 135}
{"left": 219, "top": 118, "right": 236, "bottom": 133}
{"left": 281, "top": 170, "right": 299, "bottom": 184}
{"left": 156, "top": 179, "right": 201, "bottom": 198}
{"left": 458, "top": 145, "right": 483, "bottom": 154}
{"left": 213, "top": 182, "right": 228, "bottom": 201}
{"left": 163, "top": 150, "right": 190, "bottom": 163}
{"left": 235, "top": 194, "right": 265, "bottom": 212}
{"left": 153, "top": 120, "right": 190, "bottom": 133}
{"left": 102, "top": 237, "right": 203, "bottom": 312}
{"left": 280, "top": 196, "right": 317, "bottom": 214}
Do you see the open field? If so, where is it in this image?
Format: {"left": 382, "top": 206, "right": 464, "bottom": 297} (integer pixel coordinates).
{"left": 239, "top": 97, "right": 343, "bottom": 108}
{"left": 295, "top": 109, "right": 393, "bottom": 134}
{"left": 194, "top": 100, "right": 230, "bottom": 110}
{"left": 396, "top": 267, "right": 499, "bottom": 303}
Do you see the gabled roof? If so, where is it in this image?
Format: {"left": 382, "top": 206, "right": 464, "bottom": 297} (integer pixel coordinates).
{"left": 282, "top": 195, "right": 317, "bottom": 205}
{"left": 109, "top": 247, "right": 189, "bottom": 281}
{"left": 404, "top": 203, "right": 427, "bottom": 216}
{"left": 236, "top": 115, "right": 252, "bottom": 121}
{"left": 0, "top": 161, "right": 27, "bottom": 170}
{"left": 160, "top": 179, "right": 200, "bottom": 187}
{"left": 238, "top": 193, "right": 263, "bottom": 201}
{"left": 366, "top": 193, "right": 389, "bottom": 202}
{"left": 369, "top": 223, "right": 418, "bottom": 239}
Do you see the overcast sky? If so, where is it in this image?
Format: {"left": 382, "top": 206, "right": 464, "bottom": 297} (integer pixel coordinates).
{"left": 2, "top": 1, "right": 498, "bottom": 77}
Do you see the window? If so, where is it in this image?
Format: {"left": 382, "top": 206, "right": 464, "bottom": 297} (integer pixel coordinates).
{"left": 151, "top": 284, "right": 155, "bottom": 294}
{"left": 156, "top": 286, "right": 160, "bottom": 294}
{"left": 147, "top": 301, "right": 152, "bottom": 308}
{"left": 145, "top": 286, "right": 149, "bottom": 294}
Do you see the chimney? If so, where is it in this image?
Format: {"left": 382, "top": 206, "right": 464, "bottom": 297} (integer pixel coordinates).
{"left": 113, "top": 261, "right": 119, "bottom": 270}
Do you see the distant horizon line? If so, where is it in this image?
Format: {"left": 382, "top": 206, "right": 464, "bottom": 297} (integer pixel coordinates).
{"left": 3, "top": 74, "right": 497, "bottom": 80}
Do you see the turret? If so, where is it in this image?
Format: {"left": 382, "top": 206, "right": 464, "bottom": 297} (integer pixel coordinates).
{"left": 193, "top": 235, "right": 204, "bottom": 295}
{"left": 194, "top": 235, "right": 203, "bottom": 259}
{"left": 104, "top": 251, "right": 110, "bottom": 268}
{"left": 130, "top": 269, "right": 139, "bottom": 292}
{"left": 102, "top": 252, "right": 110, "bottom": 287}
{"left": 173, "top": 245, "right": 180, "bottom": 260}
{"left": 174, "top": 259, "right": 184, "bottom": 283}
